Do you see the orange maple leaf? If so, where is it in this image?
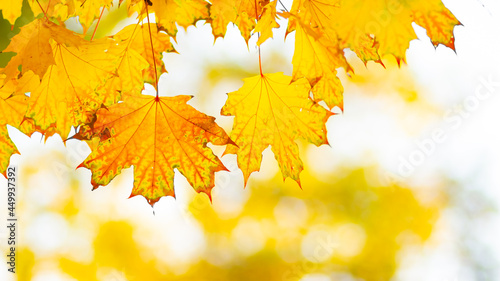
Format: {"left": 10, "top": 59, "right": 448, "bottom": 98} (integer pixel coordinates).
{"left": 221, "top": 72, "right": 332, "bottom": 185}
{"left": 412, "top": 1, "right": 459, "bottom": 49}
{"left": 79, "top": 92, "right": 233, "bottom": 205}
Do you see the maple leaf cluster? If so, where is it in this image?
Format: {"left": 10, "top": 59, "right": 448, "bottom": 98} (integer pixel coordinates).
{"left": 0, "top": 0, "right": 459, "bottom": 205}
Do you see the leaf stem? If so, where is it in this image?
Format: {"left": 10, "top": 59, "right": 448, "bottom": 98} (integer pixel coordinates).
{"left": 35, "top": 0, "right": 49, "bottom": 20}
{"left": 278, "top": 0, "right": 289, "bottom": 12}
{"left": 91, "top": 7, "right": 105, "bottom": 41}
{"left": 145, "top": 4, "right": 159, "bottom": 97}
{"left": 254, "top": 0, "right": 263, "bottom": 76}
{"left": 258, "top": 41, "right": 263, "bottom": 76}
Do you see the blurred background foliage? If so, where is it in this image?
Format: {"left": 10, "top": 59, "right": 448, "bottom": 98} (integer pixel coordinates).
{"left": 13, "top": 152, "right": 444, "bottom": 281}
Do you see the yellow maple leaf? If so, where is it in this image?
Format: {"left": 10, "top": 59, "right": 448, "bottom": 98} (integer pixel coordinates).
{"left": 0, "top": 72, "right": 39, "bottom": 174}
{"left": 283, "top": 0, "right": 349, "bottom": 68}
{"left": 29, "top": 0, "right": 113, "bottom": 32}
{"left": 0, "top": 0, "right": 23, "bottom": 25}
{"left": 112, "top": 23, "right": 175, "bottom": 90}
{"left": 93, "top": 23, "right": 169, "bottom": 105}
{"left": 281, "top": 1, "right": 347, "bottom": 110}
{"left": 209, "top": 0, "right": 263, "bottom": 43}
{"left": 128, "top": 0, "right": 210, "bottom": 38}
{"left": 291, "top": 19, "right": 346, "bottom": 110}
{"left": 331, "top": 0, "right": 459, "bottom": 63}
{"left": 75, "top": 0, "right": 114, "bottom": 33}
{"left": 287, "top": 0, "right": 458, "bottom": 64}
{"left": 283, "top": 0, "right": 458, "bottom": 109}
{"left": 254, "top": 0, "right": 279, "bottom": 46}
{"left": 79, "top": 92, "right": 233, "bottom": 205}
{"left": 286, "top": 0, "right": 340, "bottom": 32}
{"left": 2, "top": 18, "right": 85, "bottom": 80}
{"left": 284, "top": 0, "right": 380, "bottom": 66}
{"left": 29, "top": 0, "right": 75, "bottom": 23}
{"left": 221, "top": 72, "right": 332, "bottom": 185}
{"left": 332, "top": 1, "right": 414, "bottom": 62}
{"left": 26, "top": 38, "right": 117, "bottom": 138}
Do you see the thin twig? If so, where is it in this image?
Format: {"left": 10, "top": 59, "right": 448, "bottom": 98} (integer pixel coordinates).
{"left": 145, "top": 4, "right": 159, "bottom": 97}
